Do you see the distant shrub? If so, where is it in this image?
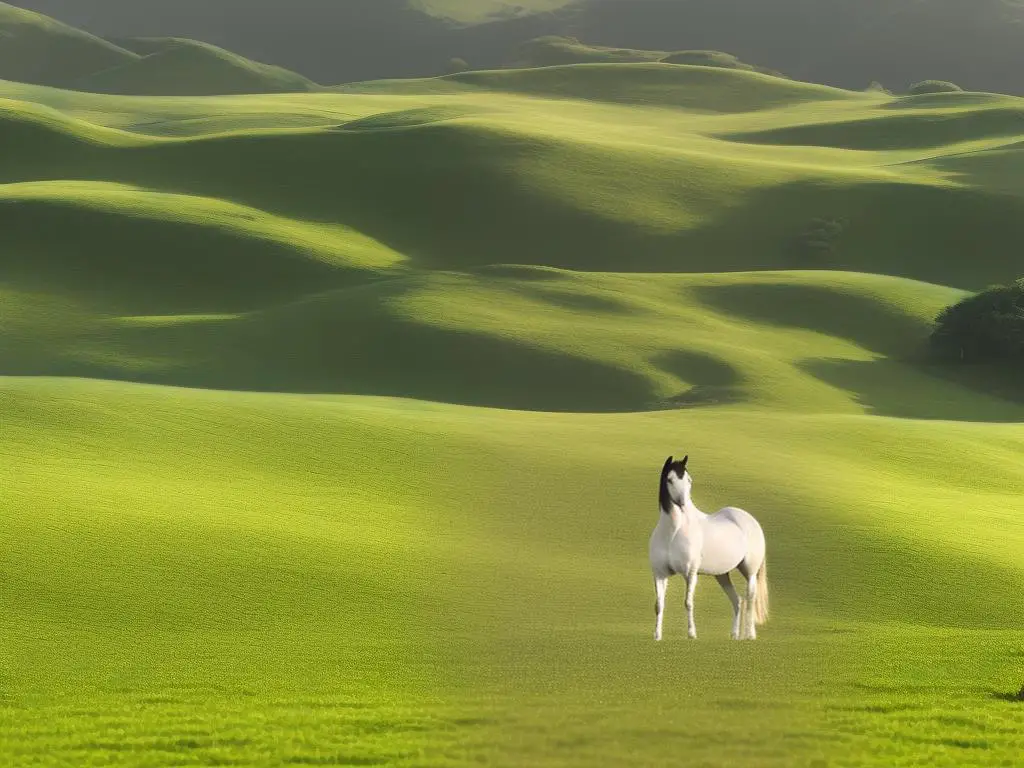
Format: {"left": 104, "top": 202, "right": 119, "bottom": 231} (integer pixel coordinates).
{"left": 790, "top": 217, "right": 846, "bottom": 265}
{"left": 660, "top": 49, "right": 787, "bottom": 78}
{"left": 533, "top": 35, "right": 581, "bottom": 46}
{"left": 908, "top": 79, "right": 963, "bottom": 95}
{"left": 445, "top": 57, "right": 470, "bottom": 74}
{"left": 866, "top": 80, "right": 891, "bottom": 95}
{"left": 930, "top": 279, "right": 1024, "bottom": 363}
{"left": 661, "top": 50, "right": 746, "bottom": 68}
{"left": 510, "top": 36, "right": 663, "bottom": 68}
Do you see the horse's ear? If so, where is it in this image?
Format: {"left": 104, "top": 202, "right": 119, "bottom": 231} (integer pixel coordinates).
{"left": 664, "top": 456, "right": 673, "bottom": 469}
{"left": 681, "top": 455, "right": 688, "bottom": 468}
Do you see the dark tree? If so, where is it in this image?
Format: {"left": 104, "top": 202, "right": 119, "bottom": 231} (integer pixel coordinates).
{"left": 930, "top": 279, "right": 1024, "bottom": 363}
{"left": 790, "top": 217, "right": 846, "bottom": 265}
{"left": 445, "top": 57, "right": 470, "bottom": 74}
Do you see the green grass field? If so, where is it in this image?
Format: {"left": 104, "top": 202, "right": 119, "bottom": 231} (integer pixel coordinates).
{"left": 2, "top": 61, "right": 1023, "bottom": 766}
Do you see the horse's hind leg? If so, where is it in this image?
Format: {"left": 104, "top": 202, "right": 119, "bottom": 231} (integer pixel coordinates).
{"left": 743, "top": 573, "right": 758, "bottom": 640}
{"left": 715, "top": 573, "right": 742, "bottom": 640}
{"left": 737, "top": 559, "right": 759, "bottom": 640}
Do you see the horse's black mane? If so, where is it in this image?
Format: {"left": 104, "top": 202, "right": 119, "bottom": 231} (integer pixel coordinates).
{"left": 659, "top": 457, "right": 674, "bottom": 513}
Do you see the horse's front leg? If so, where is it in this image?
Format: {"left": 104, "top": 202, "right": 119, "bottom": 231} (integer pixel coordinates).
{"left": 685, "top": 568, "right": 699, "bottom": 639}
{"left": 651, "top": 577, "right": 667, "bottom": 643}
{"left": 653, "top": 574, "right": 668, "bottom": 641}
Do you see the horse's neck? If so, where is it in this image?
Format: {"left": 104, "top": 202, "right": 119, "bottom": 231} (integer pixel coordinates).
{"left": 662, "top": 499, "right": 706, "bottom": 527}
{"left": 681, "top": 490, "right": 705, "bottom": 519}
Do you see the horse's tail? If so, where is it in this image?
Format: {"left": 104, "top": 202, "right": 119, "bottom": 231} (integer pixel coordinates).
{"left": 754, "top": 557, "right": 769, "bottom": 626}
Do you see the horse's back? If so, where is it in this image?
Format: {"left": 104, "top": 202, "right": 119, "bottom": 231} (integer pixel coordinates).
{"left": 712, "top": 505, "right": 759, "bottom": 524}
{"left": 711, "top": 506, "right": 766, "bottom": 564}
{"left": 694, "top": 507, "right": 749, "bottom": 575}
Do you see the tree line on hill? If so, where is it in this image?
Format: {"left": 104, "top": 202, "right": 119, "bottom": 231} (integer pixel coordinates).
{"left": 931, "top": 279, "right": 1024, "bottom": 365}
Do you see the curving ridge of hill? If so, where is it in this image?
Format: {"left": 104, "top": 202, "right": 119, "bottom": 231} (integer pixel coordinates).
{"left": 0, "top": 2, "right": 318, "bottom": 95}
{"left": 8, "top": 0, "right": 1024, "bottom": 95}
{"left": 8, "top": 0, "right": 1024, "bottom": 97}
{"left": 0, "top": 2, "right": 138, "bottom": 88}
{"left": 507, "top": 35, "right": 787, "bottom": 78}
{"left": 441, "top": 62, "right": 848, "bottom": 109}
{"left": 76, "top": 38, "right": 320, "bottom": 96}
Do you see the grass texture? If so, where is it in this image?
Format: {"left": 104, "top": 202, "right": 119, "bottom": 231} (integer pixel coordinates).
{"left": 1, "top": 61, "right": 1023, "bottom": 766}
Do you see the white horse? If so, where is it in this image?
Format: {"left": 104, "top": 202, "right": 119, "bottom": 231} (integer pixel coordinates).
{"left": 648, "top": 455, "right": 769, "bottom": 641}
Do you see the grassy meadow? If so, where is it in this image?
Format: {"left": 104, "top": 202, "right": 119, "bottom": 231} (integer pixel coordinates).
{"left": 1, "top": 60, "right": 1023, "bottom": 766}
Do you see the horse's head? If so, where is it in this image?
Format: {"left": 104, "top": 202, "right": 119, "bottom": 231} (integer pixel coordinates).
{"left": 660, "top": 454, "right": 691, "bottom": 507}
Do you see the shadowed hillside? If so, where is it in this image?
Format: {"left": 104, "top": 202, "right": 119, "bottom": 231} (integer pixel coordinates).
{"left": 9, "top": 0, "right": 1024, "bottom": 94}
{"left": 0, "top": 2, "right": 138, "bottom": 88}
{"left": 77, "top": 38, "right": 319, "bottom": 96}
{"left": 3, "top": 66, "right": 1024, "bottom": 411}
{"left": 6, "top": 0, "right": 456, "bottom": 85}
{"left": 4, "top": 66, "right": 1023, "bottom": 294}
{"left": 0, "top": 2, "right": 316, "bottom": 94}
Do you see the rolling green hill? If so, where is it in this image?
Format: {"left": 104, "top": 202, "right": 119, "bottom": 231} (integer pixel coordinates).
{"left": 9, "top": 0, "right": 1024, "bottom": 95}
{"left": 0, "top": 3, "right": 317, "bottom": 95}
{"left": 76, "top": 38, "right": 319, "bottom": 96}
{"left": 3, "top": 65, "right": 1023, "bottom": 290}
{"left": 507, "top": 35, "right": 670, "bottom": 67}
{"left": 2, "top": 62, "right": 1023, "bottom": 767}
{"left": 0, "top": 2, "right": 138, "bottom": 88}
{"left": 505, "top": 35, "right": 784, "bottom": 78}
